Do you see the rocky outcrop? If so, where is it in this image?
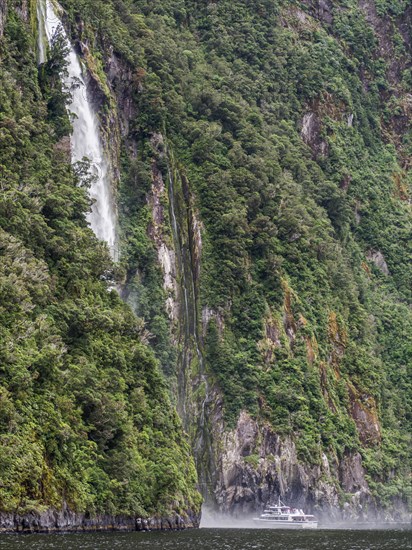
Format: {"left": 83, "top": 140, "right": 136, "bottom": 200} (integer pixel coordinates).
{"left": 398, "top": 4, "right": 412, "bottom": 55}
{"left": 0, "top": 0, "right": 7, "bottom": 37}
{"left": 202, "top": 283, "right": 386, "bottom": 520}
{"left": 258, "top": 313, "right": 282, "bottom": 364}
{"left": 104, "top": 50, "right": 138, "bottom": 139}
{"left": 366, "top": 250, "right": 390, "bottom": 276}
{"left": 148, "top": 133, "right": 179, "bottom": 321}
{"left": 301, "top": 112, "right": 328, "bottom": 158}
{"left": 347, "top": 384, "right": 381, "bottom": 445}
{"left": 358, "top": 0, "right": 404, "bottom": 85}
{"left": 14, "top": 0, "right": 27, "bottom": 23}
{"left": 211, "top": 411, "right": 381, "bottom": 520}
{"left": 0, "top": 505, "right": 200, "bottom": 534}
{"left": 303, "top": 0, "right": 333, "bottom": 25}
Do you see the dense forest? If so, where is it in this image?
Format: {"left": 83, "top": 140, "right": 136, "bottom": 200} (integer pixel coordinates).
{"left": 0, "top": 0, "right": 411, "bottom": 527}
{"left": 0, "top": 0, "right": 200, "bottom": 523}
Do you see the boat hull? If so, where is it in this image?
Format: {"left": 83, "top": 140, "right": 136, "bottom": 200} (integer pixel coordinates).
{"left": 253, "top": 519, "right": 318, "bottom": 529}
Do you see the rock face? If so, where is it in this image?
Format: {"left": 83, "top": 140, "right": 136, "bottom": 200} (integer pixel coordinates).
{"left": 304, "top": 0, "right": 333, "bottom": 24}
{"left": 36, "top": 0, "right": 410, "bottom": 527}
{"left": 366, "top": 250, "right": 390, "bottom": 276}
{"left": 0, "top": 0, "right": 6, "bottom": 37}
{"left": 347, "top": 384, "right": 381, "bottom": 445}
{"left": 359, "top": 0, "right": 403, "bottom": 84}
{"left": 208, "top": 408, "right": 412, "bottom": 522}
{"left": 300, "top": 112, "right": 328, "bottom": 158}
{"left": 148, "top": 133, "right": 180, "bottom": 322}
{"left": 0, "top": 505, "right": 200, "bottom": 533}
{"left": 211, "top": 411, "right": 373, "bottom": 519}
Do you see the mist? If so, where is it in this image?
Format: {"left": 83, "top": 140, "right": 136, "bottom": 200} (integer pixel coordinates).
{"left": 200, "top": 506, "right": 411, "bottom": 531}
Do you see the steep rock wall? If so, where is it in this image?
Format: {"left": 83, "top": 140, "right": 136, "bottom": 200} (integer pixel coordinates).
{"left": 0, "top": 505, "right": 199, "bottom": 534}
{"left": 212, "top": 411, "right": 372, "bottom": 520}
{"left": 0, "top": 0, "right": 203, "bottom": 530}
{"left": 0, "top": 0, "right": 7, "bottom": 37}
{"left": 53, "top": 0, "right": 412, "bottom": 522}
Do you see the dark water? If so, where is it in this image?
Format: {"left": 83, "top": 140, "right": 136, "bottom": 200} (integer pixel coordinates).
{"left": 0, "top": 529, "right": 410, "bottom": 550}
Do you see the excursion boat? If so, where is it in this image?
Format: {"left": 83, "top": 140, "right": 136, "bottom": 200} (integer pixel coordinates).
{"left": 253, "top": 498, "right": 318, "bottom": 529}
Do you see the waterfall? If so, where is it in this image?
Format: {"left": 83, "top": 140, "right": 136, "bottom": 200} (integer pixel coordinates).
{"left": 37, "top": 0, "right": 118, "bottom": 260}
{"left": 36, "top": 0, "right": 48, "bottom": 65}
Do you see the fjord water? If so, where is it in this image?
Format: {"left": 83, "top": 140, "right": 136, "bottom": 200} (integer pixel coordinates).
{"left": 0, "top": 529, "right": 410, "bottom": 550}
{"left": 37, "top": 0, "right": 118, "bottom": 259}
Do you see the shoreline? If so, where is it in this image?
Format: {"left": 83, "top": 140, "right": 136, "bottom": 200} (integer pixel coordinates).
{"left": 0, "top": 509, "right": 200, "bottom": 535}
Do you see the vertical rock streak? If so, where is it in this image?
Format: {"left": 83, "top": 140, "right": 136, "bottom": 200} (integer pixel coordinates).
{"left": 37, "top": 0, "right": 118, "bottom": 259}
{"left": 166, "top": 154, "right": 214, "bottom": 502}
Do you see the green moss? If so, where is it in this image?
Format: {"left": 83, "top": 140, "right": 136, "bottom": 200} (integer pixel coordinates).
{"left": 244, "top": 454, "right": 261, "bottom": 468}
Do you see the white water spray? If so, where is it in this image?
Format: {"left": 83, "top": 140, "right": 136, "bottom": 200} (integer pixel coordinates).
{"left": 37, "top": 0, "right": 118, "bottom": 260}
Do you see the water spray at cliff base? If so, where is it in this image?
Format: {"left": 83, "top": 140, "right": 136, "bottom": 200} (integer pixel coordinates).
{"left": 200, "top": 506, "right": 411, "bottom": 530}
{"left": 37, "top": 0, "right": 118, "bottom": 260}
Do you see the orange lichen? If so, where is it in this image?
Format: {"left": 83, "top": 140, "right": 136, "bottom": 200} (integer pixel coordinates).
{"left": 305, "top": 335, "right": 318, "bottom": 365}
{"left": 298, "top": 313, "right": 308, "bottom": 327}
{"left": 134, "top": 67, "right": 147, "bottom": 83}
{"left": 392, "top": 172, "right": 409, "bottom": 201}
{"left": 319, "top": 362, "right": 337, "bottom": 412}
{"left": 361, "top": 261, "right": 371, "bottom": 276}
{"left": 258, "top": 314, "right": 282, "bottom": 365}
{"left": 281, "top": 279, "right": 297, "bottom": 345}
{"left": 328, "top": 312, "right": 347, "bottom": 348}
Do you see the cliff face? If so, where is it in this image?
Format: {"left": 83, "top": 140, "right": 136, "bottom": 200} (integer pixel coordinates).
{"left": 0, "top": 0, "right": 7, "bottom": 37}
{"left": 1, "top": 0, "right": 411, "bottom": 526}
{"left": 100, "top": 0, "right": 410, "bottom": 520}
{"left": 0, "top": 0, "right": 201, "bottom": 530}
{"left": 211, "top": 411, "right": 370, "bottom": 519}
{"left": 0, "top": 505, "right": 199, "bottom": 534}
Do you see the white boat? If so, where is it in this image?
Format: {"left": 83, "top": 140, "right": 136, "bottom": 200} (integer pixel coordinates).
{"left": 253, "top": 498, "right": 318, "bottom": 529}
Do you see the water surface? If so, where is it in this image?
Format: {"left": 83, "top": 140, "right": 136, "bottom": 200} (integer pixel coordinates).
{"left": 0, "top": 528, "right": 410, "bottom": 550}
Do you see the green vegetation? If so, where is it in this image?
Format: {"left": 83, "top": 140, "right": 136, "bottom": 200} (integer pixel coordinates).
{"left": 58, "top": 0, "right": 411, "bottom": 508}
{"left": 0, "top": 3, "right": 200, "bottom": 517}
{"left": 1, "top": 0, "right": 411, "bottom": 516}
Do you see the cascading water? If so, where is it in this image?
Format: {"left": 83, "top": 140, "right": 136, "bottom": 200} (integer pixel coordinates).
{"left": 37, "top": 0, "right": 118, "bottom": 260}
{"left": 36, "top": 0, "right": 48, "bottom": 65}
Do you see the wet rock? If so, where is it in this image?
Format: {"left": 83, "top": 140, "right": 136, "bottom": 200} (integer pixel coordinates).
{"left": 366, "top": 250, "right": 389, "bottom": 275}
{"left": 339, "top": 452, "right": 369, "bottom": 494}
{"left": 102, "top": 49, "right": 135, "bottom": 137}
{"left": 0, "top": 505, "right": 200, "bottom": 534}
{"left": 14, "top": 0, "right": 28, "bottom": 22}
{"left": 212, "top": 411, "right": 375, "bottom": 520}
{"left": 147, "top": 134, "right": 179, "bottom": 322}
{"left": 0, "top": 0, "right": 7, "bottom": 37}
{"left": 347, "top": 384, "right": 381, "bottom": 445}
{"left": 303, "top": 0, "right": 334, "bottom": 24}
{"left": 301, "top": 112, "right": 328, "bottom": 158}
